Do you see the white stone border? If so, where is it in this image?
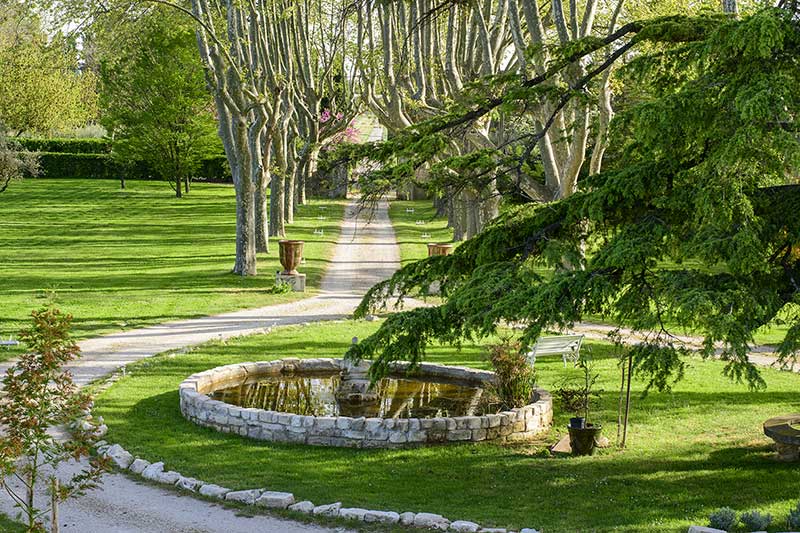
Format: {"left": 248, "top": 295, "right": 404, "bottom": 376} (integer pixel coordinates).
{"left": 178, "top": 358, "right": 553, "bottom": 448}
{"left": 96, "top": 441, "right": 541, "bottom": 532}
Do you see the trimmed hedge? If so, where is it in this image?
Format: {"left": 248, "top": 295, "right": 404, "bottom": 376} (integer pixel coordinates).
{"left": 37, "top": 152, "right": 118, "bottom": 180}
{"left": 18, "top": 137, "right": 111, "bottom": 154}
{"left": 34, "top": 152, "right": 231, "bottom": 181}
{"left": 19, "top": 137, "right": 231, "bottom": 181}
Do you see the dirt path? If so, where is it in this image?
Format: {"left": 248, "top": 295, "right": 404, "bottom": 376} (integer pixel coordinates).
{"left": 0, "top": 199, "right": 399, "bottom": 532}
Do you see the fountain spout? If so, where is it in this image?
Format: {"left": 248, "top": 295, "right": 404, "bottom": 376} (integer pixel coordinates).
{"left": 336, "top": 360, "right": 379, "bottom": 404}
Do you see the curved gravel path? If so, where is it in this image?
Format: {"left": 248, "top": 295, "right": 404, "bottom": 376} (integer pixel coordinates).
{"left": 0, "top": 199, "right": 399, "bottom": 532}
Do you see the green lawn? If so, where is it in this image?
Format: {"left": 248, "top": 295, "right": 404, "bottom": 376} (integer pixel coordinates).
{"left": 387, "top": 200, "right": 453, "bottom": 265}
{"left": 0, "top": 179, "right": 345, "bottom": 360}
{"left": 94, "top": 320, "right": 800, "bottom": 533}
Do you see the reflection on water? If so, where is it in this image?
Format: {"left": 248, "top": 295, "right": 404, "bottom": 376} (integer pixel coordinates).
{"left": 209, "top": 373, "right": 497, "bottom": 418}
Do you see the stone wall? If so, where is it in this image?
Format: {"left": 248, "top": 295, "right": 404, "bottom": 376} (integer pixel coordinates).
{"left": 179, "top": 358, "right": 552, "bottom": 449}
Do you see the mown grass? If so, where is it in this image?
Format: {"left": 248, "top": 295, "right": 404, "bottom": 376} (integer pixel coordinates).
{"left": 94, "top": 320, "right": 800, "bottom": 533}
{"left": 0, "top": 179, "right": 345, "bottom": 360}
{"left": 387, "top": 200, "right": 453, "bottom": 265}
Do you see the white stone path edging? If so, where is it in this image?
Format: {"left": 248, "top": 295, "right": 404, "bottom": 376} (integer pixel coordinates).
{"left": 93, "top": 437, "right": 539, "bottom": 533}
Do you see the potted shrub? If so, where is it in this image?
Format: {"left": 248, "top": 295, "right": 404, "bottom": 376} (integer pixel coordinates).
{"left": 554, "top": 358, "right": 603, "bottom": 456}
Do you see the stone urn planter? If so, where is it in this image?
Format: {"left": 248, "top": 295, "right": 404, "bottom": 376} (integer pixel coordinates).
{"left": 427, "top": 243, "right": 454, "bottom": 257}
{"left": 278, "top": 240, "right": 304, "bottom": 275}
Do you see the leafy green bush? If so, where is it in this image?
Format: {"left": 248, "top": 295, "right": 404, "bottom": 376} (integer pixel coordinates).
{"left": 708, "top": 507, "right": 737, "bottom": 530}
{"left": 486, "top": 340, "right": 536, "bottom": 409}
{"left": 17, "top": 137, "right": 110, "bottom": 154}
{"left": 740, "top": 510, "right": 772, "bottom": 531}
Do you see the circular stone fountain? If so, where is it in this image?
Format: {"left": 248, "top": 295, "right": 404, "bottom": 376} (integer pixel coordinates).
{"left": 179, "top": 358, "right": 552, "bottom": 448}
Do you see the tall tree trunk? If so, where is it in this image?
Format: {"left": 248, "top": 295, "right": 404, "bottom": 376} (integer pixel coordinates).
{"left": 269, "top": 163, "right": 286, "bottom": 238}
{"left": 234, "top": 179, "right": 258, "bottom": 275}
{"left": 184, "top": 175, "right": 190, "bottom": 194}
{"left": 175, "top": 176, "right": 182, "bottom": 198}
{"left": 285, "top": 144, "right": 296, "bottom": 223}
{"left": 255, "top": 174, "right": 270, "bottom": 253}
{"left": 452, "top": 191, "right": 467, "bottom": 241}
{"left": 300, "top": 145, "right": 319, "bottom": 206}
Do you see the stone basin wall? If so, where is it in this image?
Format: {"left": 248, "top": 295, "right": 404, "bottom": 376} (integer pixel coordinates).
{"left": 178, "top": 358, "right": 552, "bottom": 448}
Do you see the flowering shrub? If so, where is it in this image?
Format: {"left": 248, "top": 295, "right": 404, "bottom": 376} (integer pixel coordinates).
{"left": 319, "top": 108, "right": 360, "bottom": 150}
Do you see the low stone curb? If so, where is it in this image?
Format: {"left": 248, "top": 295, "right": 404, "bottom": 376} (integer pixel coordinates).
{"left": 178, "top": 358, "right": 553, "bottom": 449}
{"left": 97, "top": 442, "right": 541, "bottom": 533}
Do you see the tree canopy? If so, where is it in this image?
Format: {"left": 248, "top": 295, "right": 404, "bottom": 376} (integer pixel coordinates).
{"left": 0, "top": 4, "right": 96, "bottom": 136}
{"left": 347, "top": 6, "right": 800, "bottom": 390}
{"left": 97, "top": 5, "right": 219, "bottom": 197}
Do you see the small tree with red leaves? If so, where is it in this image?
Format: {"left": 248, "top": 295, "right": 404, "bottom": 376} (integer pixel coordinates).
{"left": 0, "top": 308, "right": 108, "bottom": 532}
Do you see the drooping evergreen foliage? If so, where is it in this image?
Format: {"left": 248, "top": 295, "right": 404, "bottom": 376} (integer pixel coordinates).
{"left": 348, "top": 7, "right": 800, "bottom": 390}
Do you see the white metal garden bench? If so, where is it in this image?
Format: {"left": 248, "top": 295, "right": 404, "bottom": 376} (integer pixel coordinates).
{"left": 0, "top": 336, "right": 19, "bottom": 349}
{"left": 527, "top": 334, "right": 584, "bottom": 368}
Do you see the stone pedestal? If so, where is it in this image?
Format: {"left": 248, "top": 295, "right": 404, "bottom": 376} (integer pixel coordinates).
{"left": 276, "top": 272, "right": 306, "bottom": 292}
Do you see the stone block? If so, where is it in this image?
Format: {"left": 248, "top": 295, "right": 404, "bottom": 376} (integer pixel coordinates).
{"left": 478, "top": 528, "right": 507, "bottom": 533}
{"left": 471, "top": 429, "right": 488, "bottom": 441}
{"left": 399, "top": 512, "right": 416, "bottom": 525}
{"left": 520, "top": 529, "right": 541, "bottom": 533}
{"left": 276, "top": 272, "right": 306, "bottom": 292}
{"left": 199, "top": 484, "right": 230, "bottom": 499}
{"left": 129, "top": 458, "right": 150, "bottom": 474}
{"left": 389, "top": 432, "right": 408, "bottom": 444}
{"left": 225, "top": 488, "right": 263, "bottom": 504}
{"left": 288, "top": 501, "right": 315, "bottom": 513}
{"left": 447, "top": 430, "right": 472, "bottom": 441}
{"left": 103, "top": 444, "right": 133, "bottom": 469}
{"left": 364, "top": 510, "right": 400, "bottom": 524}
{"left": 141, "top": 462, "right": 164, "bottom": 481}
{"left": 256, "top": 491, "right": 295, "bottom": 509}
{"left": 315, "top": 416, "right": 338, "bottom": 434}
{"left": 450, "top": 520, "right": 481, "bottom": 532}
{"left": 414, "top": 512, "right": 450, "bottom": 530}
{"left": 408, "top": 430, "right": 428, "bottom": 443}
{"left": 155, "top": 471, "right": 181, "bottom": 485}
{"left": 312, "top": 502, "right": 341, "bottom": 516}
{"left": 339, "top": 508, "right": 369, "bottom": 521}
{"left": 687, "top": 527, "right": 727, "bottom": 533}
{"left": 176, "top": 476, "right": 203, "bottom": 492}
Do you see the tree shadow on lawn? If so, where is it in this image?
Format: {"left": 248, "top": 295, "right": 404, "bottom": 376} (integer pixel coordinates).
{"left": 101, "top": 389, "right": 799, "bottom": 532}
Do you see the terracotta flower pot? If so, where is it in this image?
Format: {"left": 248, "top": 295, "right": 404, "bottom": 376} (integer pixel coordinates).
{"left": 278, "top": 240, "right": 304, "bottom": 275}
{"left": 427, "top": 243, "right": 454, "bottom": 257}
